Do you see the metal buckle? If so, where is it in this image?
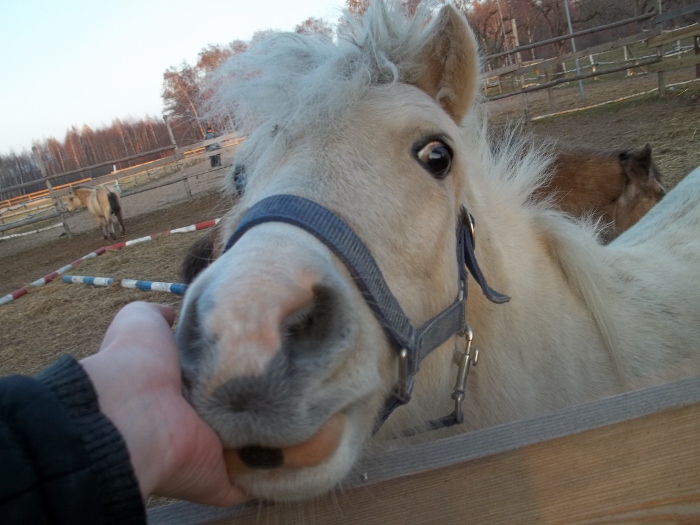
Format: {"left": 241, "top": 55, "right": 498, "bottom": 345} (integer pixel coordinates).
{"left": 461, "top": 207, "right": 476, "bottom": 250}
{"left": 450, "top": 324, "right": 478, "bottom": 425}
{"left": 467, "top": 212, "right": 476, "bottom": 249}
{"left": 395, "top": 348, "right": 413, "bottom": 404}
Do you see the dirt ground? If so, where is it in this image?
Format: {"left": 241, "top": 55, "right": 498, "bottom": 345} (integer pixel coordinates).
{"left": 1, "top": 74, "right": 699, "bottom": 379}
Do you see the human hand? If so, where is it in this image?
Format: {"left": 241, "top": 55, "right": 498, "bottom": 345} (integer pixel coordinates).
{"left": 80, "top": 301, "right": 247, "bottom": 506}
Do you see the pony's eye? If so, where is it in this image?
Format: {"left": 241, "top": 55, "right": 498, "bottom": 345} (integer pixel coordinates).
{"left": 414, "top": 140, "right": 452, "bottom": 179}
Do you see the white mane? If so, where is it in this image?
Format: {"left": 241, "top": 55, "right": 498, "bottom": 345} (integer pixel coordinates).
{"left": 208, "top": 2, "right": 452, "bottom": 136}
{"left": 470, "top": 114, "right": 627, "bottom": 376}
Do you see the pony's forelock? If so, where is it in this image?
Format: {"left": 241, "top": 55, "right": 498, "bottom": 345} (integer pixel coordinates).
{"left": 205, "top": 1, "right": 445, "bottom": 138}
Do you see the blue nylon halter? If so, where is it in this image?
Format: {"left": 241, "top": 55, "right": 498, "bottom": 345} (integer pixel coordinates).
{"left": 222, "top": 194, "right": 509, "bottom": 430}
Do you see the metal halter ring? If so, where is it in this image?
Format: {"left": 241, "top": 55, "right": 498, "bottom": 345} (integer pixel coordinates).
{"left": 450, "top": 324, "right": 478, "bottom": 425}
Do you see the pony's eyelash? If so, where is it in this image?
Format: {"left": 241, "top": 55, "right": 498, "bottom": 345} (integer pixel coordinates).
{"left": 412, "top": 133, "right": 454, "bottom": 154}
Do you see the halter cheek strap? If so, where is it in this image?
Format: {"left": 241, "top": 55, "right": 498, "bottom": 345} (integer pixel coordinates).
{"left": 222, "top": 194, "right": 509, "bottom": 431}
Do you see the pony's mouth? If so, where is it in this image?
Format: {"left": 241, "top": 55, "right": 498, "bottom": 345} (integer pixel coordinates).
{"left": 224, "top": 412, "right": 346, "bottom": 476}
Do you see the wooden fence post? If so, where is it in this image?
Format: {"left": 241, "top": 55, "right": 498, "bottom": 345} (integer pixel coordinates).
{"left": 32, "top": 146, "right": 73, "bottom": 238}
{"left": 624, "top": 45, "right": 634, "bottom": 76}
{"left": 656, "top": 0, "right": 666, "bottom": 96}
{"left": 164, "top": 115, "right": 181, "bottom": 172}
{"left": 695, "top": 35, "right": 700, "bottom": 78}
{"left": 589, "top": 55, "right": 599, "bottom": 80}
{"left": 545, "top": 70, "right": 556, "bottom": 112}
{"left": 182, "top": 177, "right": 193, "bottom": 201}
{"left": 521, "top": 91, "right": 531, "bottom": 125}
{"left": 164, "top": 115, "right": 178, "bottom": 154}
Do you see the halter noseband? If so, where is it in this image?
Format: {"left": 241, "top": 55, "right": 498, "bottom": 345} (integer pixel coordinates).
{"left": 222, "top": 194, "right": 509, "bottom": 432}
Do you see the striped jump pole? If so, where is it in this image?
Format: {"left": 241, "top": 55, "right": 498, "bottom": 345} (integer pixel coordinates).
{"left": 105, "top": 218, "right": 221, "bottom": 251}
{"left": 0, "top": 247, "right": 108, "bottom": 305}
{"left": 0, "top": 287, "right": 29, "bottom": 305}
{"left": 0, "top": 222, "right": 63, "bottom": 242}
{"left": 121, "top": 279, "right": 187, "bottom": 295}
{"left": 30, "top": 247, "right": 108, "bottom": 287}
{"left": 169, "top": 219, "right": 219, "bottom": 233}
{"left": 1, "top": 217, "right": 217, "bottom": 306}
{"left": 62, "top": 275, "right": 114, "bottom": 286}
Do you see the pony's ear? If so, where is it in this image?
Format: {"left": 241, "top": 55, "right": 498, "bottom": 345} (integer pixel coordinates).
{"left": 631, "top": 144, "right": 653, "bottom": 170}
{"left": 413, "top": 5, "right": 480, "bottom": 123}
{"left": 619, "top": 144, "right": 653, "bottom": 174}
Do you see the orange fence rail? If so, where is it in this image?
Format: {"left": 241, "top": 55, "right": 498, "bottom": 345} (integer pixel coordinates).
{"left": 0, "top": 178, "right": 91, "bottom": 210}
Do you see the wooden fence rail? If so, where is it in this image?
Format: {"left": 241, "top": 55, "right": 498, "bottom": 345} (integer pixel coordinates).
{"left": 654, "top": 2, "right": 700, "bottom": 23}
{"left": 488, "top": 57, "right": 662, "bottom": 102}
{"left": 484, "top": 1, "right": 700, "bottom": 121}
{"left": 484, "top": 11, "right": 657, "bottom": 62}
{"left": 506, "top": 28, "right": 660, "bottom": 79}
{"left": 0, "top": 126, "right": 242, "bottom": 238}
{"left": 147, "top": 375, "right": 700, "bottom": 524}
{"left": 0, "top": 211, "right": 61, "bottom": 234}
{"left": 0, "top": 178, "right": 91, "bottom": 210}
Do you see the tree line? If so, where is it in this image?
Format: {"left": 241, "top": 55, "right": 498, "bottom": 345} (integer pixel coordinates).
{"left": 3, "top": 0, "right": 697, "bottom": 202}
{"left": 0, "top": 12, "right": 335, "bottom": 202}
{"left": 0, "top": 118, "right": 182, "bottom": 202}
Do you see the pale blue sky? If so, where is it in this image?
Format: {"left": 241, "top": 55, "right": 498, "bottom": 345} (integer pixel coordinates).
{"left": 0, "top": 0, "right": 347, "bottom": 155}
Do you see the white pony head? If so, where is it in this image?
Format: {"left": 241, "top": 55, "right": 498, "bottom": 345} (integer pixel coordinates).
{"left": 178, "top": 1, "right": 543, "bottom": 501}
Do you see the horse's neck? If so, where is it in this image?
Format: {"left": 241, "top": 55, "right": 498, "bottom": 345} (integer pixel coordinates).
{"left": 456, "top": 168, "right": 700, "bottom": 430}
{"left": 379, "top": 200, "right": 618, "bottom": 441}
{"left": 465, "top": 198, "right": 629, "bottom": 419}
{"left": 74, "top": 188, "right": 91, "bottom": 204}
{"left": 381, "top": 165, "right": 700, "bottom": 443}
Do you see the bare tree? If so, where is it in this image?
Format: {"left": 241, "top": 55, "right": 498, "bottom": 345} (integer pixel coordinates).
{"left": 295, "top": 17, "right": 334, "bottom": 39}
{"left": 162, "top": 63, "right": 206, "bottom": 139}
{"left": 197, "top": 44, "right": 234, "bottom": 74}
{"left": 346, "top": 0, "right": 371, "bottom": 20}
{"left": 458, "top": 0, "right": 509, "bottom": 63}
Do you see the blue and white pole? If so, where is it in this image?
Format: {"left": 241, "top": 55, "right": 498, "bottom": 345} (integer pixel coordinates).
{"left": 62, "top": 275, "right": 114, "bottom": 286}
{"left": 121, "top": 279, "right": 187, "bottom": 295}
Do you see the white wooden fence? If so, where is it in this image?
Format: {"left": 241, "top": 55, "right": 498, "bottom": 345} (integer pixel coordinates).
{"left": 0, "top": 123, "right": 242, "bottom": 237}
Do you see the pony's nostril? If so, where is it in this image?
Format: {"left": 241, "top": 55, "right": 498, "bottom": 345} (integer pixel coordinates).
{"left": 282, "top": 284, "right": 342, "bottom": 358}
{"left": 238, "top": 446, "right": 284, "bottom": 469}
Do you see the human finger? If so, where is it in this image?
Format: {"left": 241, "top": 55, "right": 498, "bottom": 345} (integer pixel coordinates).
{"left": 101, "top": 302, "right": 175, "bottom": 349}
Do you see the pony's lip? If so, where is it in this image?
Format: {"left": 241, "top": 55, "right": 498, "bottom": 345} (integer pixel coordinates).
{"left": 224, "top": 412, "right": 346, "bottom": 477}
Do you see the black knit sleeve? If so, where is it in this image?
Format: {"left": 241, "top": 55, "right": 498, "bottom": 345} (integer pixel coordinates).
{"left": 0, "top": 355, "right": 145, "bottom": 525}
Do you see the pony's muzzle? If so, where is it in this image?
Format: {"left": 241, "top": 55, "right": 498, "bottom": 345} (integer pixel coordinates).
{"left": 176, "top": 224, "right": 358, "bottom": 450}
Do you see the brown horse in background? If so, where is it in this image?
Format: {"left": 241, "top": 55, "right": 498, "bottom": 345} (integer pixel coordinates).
{"left": 540, "top": 144, "right": 665, "bottom": 243}
{"left": 66, "top": 186, "right": 126, "bottom": 240}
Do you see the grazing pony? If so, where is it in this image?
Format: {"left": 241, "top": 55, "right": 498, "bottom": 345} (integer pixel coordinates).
{"left": 541, "top": 144, "right": 666, "bottom": 242}
{"left": 176, "top": 2, "right": 700, "bottom": 503}
{"left": 66, "top": 186, "right": 125, "bottom": 239}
